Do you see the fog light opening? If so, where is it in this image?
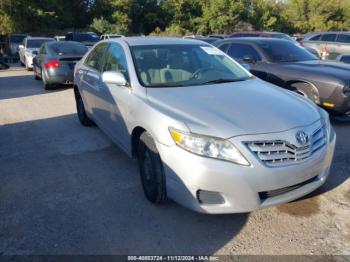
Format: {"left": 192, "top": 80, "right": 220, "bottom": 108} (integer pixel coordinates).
{"left": 196, "top": 190, "right": 225, "bottom": 205}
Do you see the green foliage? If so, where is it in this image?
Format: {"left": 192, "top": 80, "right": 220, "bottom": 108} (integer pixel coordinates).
{"left": 0, "top": 0, "right": 350, "bottom": 36}
{"left": 284, "top": 0, "right": 350, "bottom": 33}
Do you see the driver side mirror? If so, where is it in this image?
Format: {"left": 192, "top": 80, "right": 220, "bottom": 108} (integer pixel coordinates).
{"left": 242, "top": 55, "right": 256, "bottom": 64}
{"left": 19, "top": 45, "right": 24, "bottom": 49}
{"left": 102, "top": 71, "right": 128, "bottom": 86}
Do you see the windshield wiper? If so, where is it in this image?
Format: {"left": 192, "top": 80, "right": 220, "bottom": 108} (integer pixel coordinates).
{"left": 147, "top": 83, "right": 186, "bottom": 88}
{"left": 200, "top": 78, "right": 249, "bottom": 85}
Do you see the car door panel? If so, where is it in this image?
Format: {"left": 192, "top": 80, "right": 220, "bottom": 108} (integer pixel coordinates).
{"left": 99, "top": 43, "right": 131, "bottom": 150}
{"left": 79, "top": 43, "right": 109, "bottom": 125}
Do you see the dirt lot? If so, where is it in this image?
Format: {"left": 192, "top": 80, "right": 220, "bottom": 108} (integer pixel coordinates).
{"left": 0, "top": 67, "right": 349, "bottom": 255}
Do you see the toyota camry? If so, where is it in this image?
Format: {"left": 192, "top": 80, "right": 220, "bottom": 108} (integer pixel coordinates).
{"left": 73, "top": 37, "right": 336, "bottom": 214}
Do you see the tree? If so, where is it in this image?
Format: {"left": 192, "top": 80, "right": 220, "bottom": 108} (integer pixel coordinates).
{"left": 283, "top": 0, "right": 350, "bottom": 33}
{"left": 196, "top": 0, "right": 245, "bottom": 34}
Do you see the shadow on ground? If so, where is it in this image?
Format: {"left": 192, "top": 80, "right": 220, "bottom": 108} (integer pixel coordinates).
{"left": 0, "top": 74, "right": 70, "bottom": 100}
{"left": 0, "top": 114, "right": 248, "bottom": 255}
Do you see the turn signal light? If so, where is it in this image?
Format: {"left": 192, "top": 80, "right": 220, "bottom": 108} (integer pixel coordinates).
{"left": 44, "top": 60, "right": 60, "bottom": 69}
{"left": 323, "top": 102, "right": 335, "bottom": 108}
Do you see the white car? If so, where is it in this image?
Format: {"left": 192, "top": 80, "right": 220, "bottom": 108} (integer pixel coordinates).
{"left": 100, "top": 34, "right": 125, "bottom": 40}
{"left": 54, "top": 36, "right": 66, "bottom": 42}
{"left": 19, "top": 37, "right": 54, "bottom": 70}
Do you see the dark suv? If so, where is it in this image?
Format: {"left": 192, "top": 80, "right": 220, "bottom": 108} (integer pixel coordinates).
{"left": 65, "top": 32, "right": 99, "bottom": 48}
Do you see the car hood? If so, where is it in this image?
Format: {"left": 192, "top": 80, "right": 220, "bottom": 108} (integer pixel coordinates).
{"left": 146, "top": 79, "right": 320, "bottom": 138}
{"left": 280, "top": 60, "right": 350, "bottom": 82}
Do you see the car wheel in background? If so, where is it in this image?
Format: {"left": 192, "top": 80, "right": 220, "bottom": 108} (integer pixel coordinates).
{"left": 138, "top": 132, "right": 167, "bottom": 204}
{"left": 74, "top": 87, "right": 95, "bottom": 126}
{"left": 34, "top": 66, "right": 40, "bottom": 80}
{"left": 25, "top": 58, "right": 31, "bottom": 71}
{"left": 288, "top": 82, "right": 320, "bottom": 104}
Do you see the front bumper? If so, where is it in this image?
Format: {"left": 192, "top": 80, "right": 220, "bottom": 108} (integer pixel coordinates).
{"left": 324, "top": 87, "right": 350, "bottom": 115}
{"left": 157, "top": 121, "right": 336, "bottom": 214}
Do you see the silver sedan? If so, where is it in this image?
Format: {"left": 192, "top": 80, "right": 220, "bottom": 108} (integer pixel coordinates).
{"left": 73, "top": 37, "right": 336, "bottom": 214}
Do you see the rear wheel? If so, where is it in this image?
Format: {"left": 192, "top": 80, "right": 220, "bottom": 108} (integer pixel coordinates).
{"left": 74, "top": 87, "right": 95, "bottom": 126}
{"left": 34, "top": 66, "right": 40, "bottom": 80}
{"left": 138, "top": 132, "right": 167, "bottom": 204}
{"left": 288, "top": 82, "right": 320, "bottom": 104}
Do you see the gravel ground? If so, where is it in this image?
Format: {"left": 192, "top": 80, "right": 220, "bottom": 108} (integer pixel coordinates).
{"left": 0, "top": 67, "right": 349, "bottom": 256}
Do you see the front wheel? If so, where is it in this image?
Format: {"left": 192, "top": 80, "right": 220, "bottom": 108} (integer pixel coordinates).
{"left": 289, "top": 82, "right": 320, "bottom": 104}
{"left": 138, "top": 132, "right": 167, "bottom": 204}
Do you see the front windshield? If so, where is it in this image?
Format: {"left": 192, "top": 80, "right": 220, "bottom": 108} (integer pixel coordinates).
{"left": 131, "top": 44, "right": 251, "bottom": 87}
{"left": 27, "top": 39, "right": 52, "bottom": 48}
{"left": 49, "top": 42, "right": 87, "bottom": 55}
{"left": 10, "top": 35, "right": 27, "bottom": 43}
{"left": 259, "top": 41, "right": 318, "bottom": 62}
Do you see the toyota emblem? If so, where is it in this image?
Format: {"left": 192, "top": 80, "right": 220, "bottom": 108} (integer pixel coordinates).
{"left": 296, "top": 130, "right": 309, "bottom": 146}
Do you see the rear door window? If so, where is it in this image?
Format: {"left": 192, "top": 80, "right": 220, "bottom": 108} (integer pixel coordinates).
{"left": 321, "top": 34, "right": 337, "bottom": 42}
{"left": 340, "top": 55, "right": 350, "bottom": 63}
{"left": 309, "top": 34, "right": 321, "bottom": 41}
{"left": 227, "top": 43, "right": 261, "bottom": 61}
{"left": 337, "top": 34, "right": 350, "bottom": 43}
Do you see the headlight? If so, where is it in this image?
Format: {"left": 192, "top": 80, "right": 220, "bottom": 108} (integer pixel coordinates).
{"left": 343, "top": 84, "right": 350, "bottom": 96}
{"left": 318, "top": 107, "right": 332, "bottom": 139}
{"left": 169, "top": 128, "right": 250, "bottom": 166}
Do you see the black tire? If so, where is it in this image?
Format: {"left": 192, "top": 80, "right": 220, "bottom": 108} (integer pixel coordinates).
{"left": 138, "top": 132, "right": 167, "bottom": 204}
{"left": 289, "top": 82, "right": 320, "bottom": 104}
{"left": 74, "top": 87, "right": 95, "bottom": 126}
{"left": 34, "top": 67, "right": 40, "bottom": 80}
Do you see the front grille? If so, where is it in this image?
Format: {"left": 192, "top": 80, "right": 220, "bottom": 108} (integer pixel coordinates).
{"left": 259, "top": 175, "right": 318, "bottom": 200}
{"left": 246, "top": 125, "right": 326, "bottom": 167}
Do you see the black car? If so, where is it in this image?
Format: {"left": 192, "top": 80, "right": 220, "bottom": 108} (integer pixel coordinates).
{"left": 33, "top": 41, "right": 88, "bottom": 89}
{"left": 65, "top": 32, "right": 100, "bottom": 48}
{"left": 214, "top": 38, "right": 350, "bottom": 116}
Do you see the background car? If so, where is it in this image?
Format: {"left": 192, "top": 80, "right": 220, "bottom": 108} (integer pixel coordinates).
{"left": 336, "top": 53, "right": 350, "bottom": 64}
{"left": 301, "top": 32, "right": 350, "bottom": 60}
{"left": 100, "top": 34, "right": 125, "bottom": 40}
{"left": 65, "top": 32, "right": 99, "bottom": 48}
{"left": 229, "top": 31, "right": 319, "bottom": 57}
{"left": 208, "top": 34, "right": 228, "bottom": 39}
{"left": 214, "top": 37, "right": 350, "bottom": 117}
{"left": 183, "top": 36, "right": 221, "bottom": 44}
{"left": 0, "top": 53, "right": 10, "bottom": 70}
{"left": 19, "top": 37, "right": 54, "bottom": 70}
{"left": 33, "top": 41, "right": 88, "bottom": 89}
{"left": 54, "top": 36, "right": 66, "bottom": 41}
{"left": 8, "top": 34, "right": 29, "bottom": 56}
{"left": 229, "top": 31, "right": 294, "bottom": 40}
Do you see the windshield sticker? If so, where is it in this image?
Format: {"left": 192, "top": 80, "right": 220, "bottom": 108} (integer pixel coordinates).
{"left": 201, "top": 46, "right": 224, "bottom": 55}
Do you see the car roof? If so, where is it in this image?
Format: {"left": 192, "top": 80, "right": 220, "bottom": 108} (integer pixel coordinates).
{"left": 231, "top": 31, "right": 285, "bottom": 35}
{"left": 46, "top": 41, "right": 84, "bottom": 46}
{"left": 109, "top": 37, "right": 209, "bottom": 46}
{"left": 27, "top": 37, "right": 54, "bottom": 40}
{"left": 216, "top": 37, "right": 290, "bottom": 45}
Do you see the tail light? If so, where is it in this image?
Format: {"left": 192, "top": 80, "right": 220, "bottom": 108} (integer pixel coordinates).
{"left": 299, "top": 41, "right": 304, "bottom": 46}
{"left": 44, "top": 60, "right": 60, "bottom": 69}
